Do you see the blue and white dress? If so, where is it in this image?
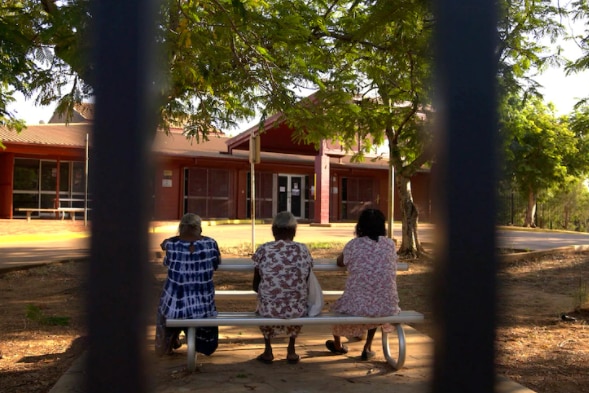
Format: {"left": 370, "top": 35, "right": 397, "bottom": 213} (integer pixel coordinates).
{"left": 158, "top": 236, "right": 220, "bottom": 319}
{"left": 155, "top": 236, "right": 221, "bottom": 356}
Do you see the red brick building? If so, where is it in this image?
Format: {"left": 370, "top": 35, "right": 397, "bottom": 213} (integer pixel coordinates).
{"left": 0, "top": 112, "right": 431, "bottom": 223}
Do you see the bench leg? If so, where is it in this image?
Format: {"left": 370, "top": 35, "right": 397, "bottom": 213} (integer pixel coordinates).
{"left": 186, "top": 327, "right": 197, "bottom": 372}
{"left": 26, "top": 212, "right": 32, "bottom": 222}
{"left": 381, "top": 323, "right": 406, "bottom": 370}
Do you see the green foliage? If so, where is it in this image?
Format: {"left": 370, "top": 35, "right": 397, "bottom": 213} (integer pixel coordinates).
{"left": 567, "top": 0, "right": 589, "bottom": 76}
{"left": 26, "top": 304, "right": 70, "bottom": 326}
{"left": 498, "top": 94, "right": 589, "bottom": 226}
{"left": 539, "top": 178, "right": 589, "bottom": 231}
{"left": 500, "top": 96, "right": 575, "bottom": 194}
{"left": 496, "top": 0, "right": 565, "bottom": 99}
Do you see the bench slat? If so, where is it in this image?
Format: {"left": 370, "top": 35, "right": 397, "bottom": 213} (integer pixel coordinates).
{"left": 167, "top": 310, "right": 423, "bottom": 328}
{"left": 218, "top": 261, "right": 409, "bottom": 272}
{"left": 15, "top": 207, "right": 89, "bottom": 222}
{"left": 215, "top": 289, "right": 343, "bottom": 300}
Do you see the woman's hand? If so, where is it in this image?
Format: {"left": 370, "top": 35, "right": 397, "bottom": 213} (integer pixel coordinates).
{"left": 252, "top": 268, "right": 261, "bottom": 292}
{"left": 336, "top": 253, "right": 345, "bottom": 267}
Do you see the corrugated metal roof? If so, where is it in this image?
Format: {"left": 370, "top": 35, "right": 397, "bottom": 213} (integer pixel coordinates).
{"left": 152, "top": 129, "right": 229, "bottom": 155}
{"left": 0, "top": 124, "right": 230, "bottom": 155}
{"left": 0, "top": 124, "right": 405, "bottom": 171}
{"left": 0, "top": 123, "right": 91, "bottom": 147}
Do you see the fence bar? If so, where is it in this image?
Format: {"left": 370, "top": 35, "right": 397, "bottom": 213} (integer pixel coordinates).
{"left": 87, "top": 1, "right": 160, "bottom": 392}
{"left": 432, "top": 1, "right": 499, "bottom": 392}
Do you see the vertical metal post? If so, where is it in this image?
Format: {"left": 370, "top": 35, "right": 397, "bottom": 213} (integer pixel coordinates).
{"left": 250, "top": 159, "right": 256, "bottom": 253}
{"left": 432, "top": 1, "right": 499, "bottom": 392}
{"left": 84, "top": 132, "right": 89, "bottom": 227}
{"left": 388, "top": 161, "right": 395, "bottom": 238}
{"left": 87, "top": 1, "right": 160, "bottom": 392}
{"left": 249, "top": 131, "right": 259, "bottom": 253}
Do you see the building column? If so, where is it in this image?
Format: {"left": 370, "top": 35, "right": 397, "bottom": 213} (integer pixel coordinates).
{"left": 314, "top": 142, "right": 330, "bottom": 225}
{"left": 0, "top": 153, "right": 14, "bottom": 218}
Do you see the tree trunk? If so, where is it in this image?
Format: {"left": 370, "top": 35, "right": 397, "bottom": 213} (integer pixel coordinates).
{"left": 397, "top": 174, "right": 424, "bottom": 258}
{"left": 524, "top": 187, "right": 536, "bottom": 227}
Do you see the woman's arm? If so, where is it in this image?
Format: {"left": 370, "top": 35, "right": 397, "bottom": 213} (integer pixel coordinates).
{"left": 252, "top": 267, "right": 261, "bottom": 292}
{"left": 336, "top": 252, "right": 345, "bottom": 267}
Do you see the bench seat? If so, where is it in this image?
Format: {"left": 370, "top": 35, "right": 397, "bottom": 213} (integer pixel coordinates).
{"left": 216, "top": 261, "right": 409, "bottom": 272}
{"left": 215, "top": 289, "right": 344, "bottom": 300}
{"left": 167, "top": 310, "right": 424, "bottom": 371}
{"left": 16, "top": 207, "right": 89, "bottom": 221}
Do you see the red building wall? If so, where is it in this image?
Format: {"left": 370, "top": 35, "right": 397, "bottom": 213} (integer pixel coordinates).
{"left": 153, "top": 163, "right": 183, "bottom": 220}
{"left": 0, "top": 153, "right": 14, "bottom": 218}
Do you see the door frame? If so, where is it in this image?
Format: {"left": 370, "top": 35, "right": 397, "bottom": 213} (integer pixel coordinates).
{"left": 275, "top": 174, "right": 306, "bottom": 218}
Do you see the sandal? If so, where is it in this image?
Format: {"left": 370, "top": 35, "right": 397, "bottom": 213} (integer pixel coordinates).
{"left": 256, "top": 354, "right": 274, "bottom": 364}
{"left": 361, "top": 349, "right": 376, "bottom": 360}
{"left": 325, "top": 340, "right": 348, "bottom": 355}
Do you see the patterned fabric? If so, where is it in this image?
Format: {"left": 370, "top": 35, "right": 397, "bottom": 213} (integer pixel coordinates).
{"left": 155, "top": 236, "right": 221, "bottom": 355}
{"left": 252, "top": 240, "right": 313, "bottom": 338}
{"left": 155, "top": 313, "right": 218, "bottom": 357}
{"left": 331, "top": 236, "right": 400, "bottom": 337}
{"left": 158, "top": 236, "right": 220, "bottom": 319}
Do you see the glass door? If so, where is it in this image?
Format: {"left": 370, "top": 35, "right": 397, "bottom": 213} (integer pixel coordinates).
{"left": 277, "top": 175, "right": 304, "bottom": 218}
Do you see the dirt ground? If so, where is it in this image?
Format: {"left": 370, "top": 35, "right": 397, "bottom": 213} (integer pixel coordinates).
{"left": 0, "top": 247, "right": 588, "bottom": 393}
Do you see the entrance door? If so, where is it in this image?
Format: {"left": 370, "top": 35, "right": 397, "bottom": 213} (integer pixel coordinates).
{"left": 277, "top": 175, "right": 304, "bottom": 218}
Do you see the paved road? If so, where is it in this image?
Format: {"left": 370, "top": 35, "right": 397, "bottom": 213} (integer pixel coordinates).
{"left": 497, "top": 229, "right": 589, "bottom": 250}
{"left": 1, "top": 222, "right": 588, "bottom": 272}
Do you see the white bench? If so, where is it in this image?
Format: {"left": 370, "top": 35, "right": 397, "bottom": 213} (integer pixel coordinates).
{"left": 167, "top": 259, "right": 421, "bottom": 372}
{"left": 216, "top": 260, "right": 409, "bottom": 272}
{"left": 15, "top": 207, "right": 88, "bottom": 221}
{"left": 168, "top": 311, "right": 424, "bottom": 372}
{"left": 214, "top": 260, "right": 408, "bottom": 300}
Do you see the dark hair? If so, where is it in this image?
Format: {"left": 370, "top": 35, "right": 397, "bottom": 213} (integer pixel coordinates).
{"left": 355, "top": 208, "right": 386, "bottom": 241}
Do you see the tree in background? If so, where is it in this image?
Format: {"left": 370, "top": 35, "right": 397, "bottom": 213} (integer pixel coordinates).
{"left": 500, "top": 96, "right": 589, "bottom": 227}
{"left": 281, "top": 0, "right": 565, "bottom": 255}
{"left": 540, "top": 179, "right": 589, "bottom": 231}
{"left": 0, "top": 1, "right": 43, "bottom": 134}
{"left": 567, "top": 0, "right": 589, "bottom": 107}
{"left": 0, "top": 0, "right": 319, "bottom": 138}
{"left": 278, "top": 0, "right": 435, "bottom": 257}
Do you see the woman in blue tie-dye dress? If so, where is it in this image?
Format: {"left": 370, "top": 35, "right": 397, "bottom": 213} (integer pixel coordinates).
{"left": 155, "top": 213, "right": 221, "bottom": 356}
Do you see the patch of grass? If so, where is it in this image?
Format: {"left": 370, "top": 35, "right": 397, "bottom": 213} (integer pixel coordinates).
{"left": 26, "top": 304, "right": 70, "bottom": 326}
{"left": 307, "top": 241, "right": 346, "bottom": 251}
{"left": 220, "top": 243, "right": 255, "bottom": 257}
{"left": 220, "top": 241, "right": 346, "bottom": 257}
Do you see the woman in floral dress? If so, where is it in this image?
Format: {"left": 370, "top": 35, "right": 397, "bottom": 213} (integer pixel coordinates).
{"left": 252, "top": 211, "right": 314, "bottom": 364}
{"left": 325, "top": 208, "right": 400, "bottom": 360}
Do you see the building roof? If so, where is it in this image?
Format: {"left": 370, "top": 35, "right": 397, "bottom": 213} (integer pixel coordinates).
{"left": 0, "top": 123, "right": 91, "bottom": 147}
{"left": 0, "top": 123, "right": 398, "bottom": 171}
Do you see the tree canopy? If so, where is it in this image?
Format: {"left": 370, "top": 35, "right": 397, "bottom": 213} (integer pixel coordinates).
{"left": 500, "top": 95, "right": 589, "bottom": 226}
